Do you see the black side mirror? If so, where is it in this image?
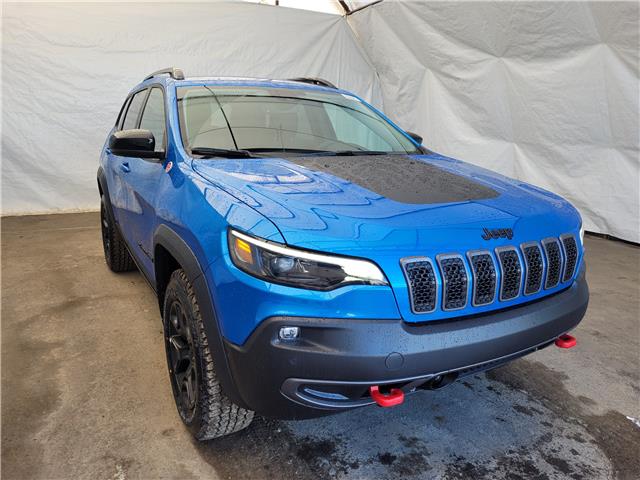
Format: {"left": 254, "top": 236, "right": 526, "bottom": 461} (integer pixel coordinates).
{"left": 109, "top": 129, "right": 163, "bottom": 159}
{"left": 406, "top": 131, "right": 423, "bottom": 145}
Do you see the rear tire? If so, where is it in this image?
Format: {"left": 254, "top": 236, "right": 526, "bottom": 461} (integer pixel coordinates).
{"left": 100, "top": 195, "right": 136, "bottom": 272}
{"left": 163, "top": 269, "right": 254, "bottom": 440}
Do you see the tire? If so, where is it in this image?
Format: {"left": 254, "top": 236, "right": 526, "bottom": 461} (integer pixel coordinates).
{"left": 163, "top": 269, "right": 254, "bottom": 440}
{"left": 100, "top": 195, "right": 136, "bottom": 272}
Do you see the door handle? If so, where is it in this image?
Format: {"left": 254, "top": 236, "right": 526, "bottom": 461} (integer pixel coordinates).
{"left": 120, "top": 162, "right": 130, "bottom": 173}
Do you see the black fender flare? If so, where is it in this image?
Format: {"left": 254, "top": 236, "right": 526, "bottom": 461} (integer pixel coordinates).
{"left": 153, "top": 224, "right": 247, "bottom": 409}
{"left": 97, "top": 166, "right": 108, "bottom": 201}
{"left": 97, "top": 166, "right": 107, "bottom": 193}
{"left": 97, "top": 167, "right": 116, "bottom": 220}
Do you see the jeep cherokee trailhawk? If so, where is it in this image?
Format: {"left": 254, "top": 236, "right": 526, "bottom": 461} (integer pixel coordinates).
{"left": 98, "top": 68, "right": 588, "bottom": 440}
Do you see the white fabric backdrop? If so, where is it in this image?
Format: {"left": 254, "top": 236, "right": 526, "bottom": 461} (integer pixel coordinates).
{"left": 2, "top": 2, "right": 639, "bottom": 242}
{"left": 1, "top": 2, "right": 380, "bottom": 214}
{"left": 348, "top": 1, "right": 639, "bottom": 242}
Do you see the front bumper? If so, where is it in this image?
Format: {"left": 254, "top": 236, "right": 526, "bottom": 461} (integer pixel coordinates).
{"left": 224, "top": 267, "right": 588, "bottom": 419}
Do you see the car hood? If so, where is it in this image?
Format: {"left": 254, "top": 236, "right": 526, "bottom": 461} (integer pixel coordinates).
{"left": 192, "top": 153, "right": 580, "bottom": 255}
{"left": 193, "top": 152, "right": 582, "bottom": 325}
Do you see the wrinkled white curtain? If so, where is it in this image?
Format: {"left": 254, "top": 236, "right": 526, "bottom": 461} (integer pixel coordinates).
{"left": 348, "top": 1, "right": 639, "bottom": 242}
{"left": 2, "top": 1, "right": 639, "bottom": 242}
{"left": 1, "top": 2, "right": 380, "bottom": 214}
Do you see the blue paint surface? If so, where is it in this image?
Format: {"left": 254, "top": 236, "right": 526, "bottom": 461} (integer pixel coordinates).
{"left": 101, "top": 77, "right": 583, "bottom": 345}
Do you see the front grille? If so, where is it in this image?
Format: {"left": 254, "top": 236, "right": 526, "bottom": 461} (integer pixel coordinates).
{"left": 521, "top": 243, "right": 544, "bottom": 295}
{"left": 560, "top": 234, "right": 578, "bottom": 282}
{"left": 496, "top": 247, "right": 522, "bottom": 301}
{"left": 437, "top": 255, "right": 468, "bottom": 310}
{"left": 401, "top": 231, "right": 579, "bottom": 315}
{"left": 542, "top": 238, "right": 562, "bottom": 289}
{"left": 467, "top": 252, "right": 497, "bottom": 306}
{"left": 401, "top": 259, "right": 437, "bottom": 313}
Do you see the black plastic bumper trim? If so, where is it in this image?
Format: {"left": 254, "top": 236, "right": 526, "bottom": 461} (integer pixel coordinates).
{"left": 281, "top": 339, "right": 555, "bottom": 410}
{"left": 224, "top": 267, "right": 588, "bottom": 419}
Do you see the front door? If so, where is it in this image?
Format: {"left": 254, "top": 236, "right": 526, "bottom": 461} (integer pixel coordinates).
{"left": 116, "top": 86, "right": 167, "bottom": 275}
{"left": 108, "top": 88, "right": 149, "bottom": 237}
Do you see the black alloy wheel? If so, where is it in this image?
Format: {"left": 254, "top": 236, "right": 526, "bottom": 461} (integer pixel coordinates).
{"left": 99, "top": 194, "right": 135, "bottom": 272}
{"left": 166, "top": 299, "right": 199, "bottom": 423}
{"left": 162, "top": 269, "right": 254, "bottom": 440}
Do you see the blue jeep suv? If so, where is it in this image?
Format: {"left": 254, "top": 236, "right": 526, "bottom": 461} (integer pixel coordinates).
{"left": 98, "top": 67, "right": 588, "bottom": 440}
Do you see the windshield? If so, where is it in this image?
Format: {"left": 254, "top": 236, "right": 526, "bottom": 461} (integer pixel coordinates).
{"left": 176, "top": 86, "right": 419, "bottom": 155}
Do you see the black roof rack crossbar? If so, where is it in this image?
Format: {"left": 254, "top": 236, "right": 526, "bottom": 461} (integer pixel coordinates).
{"left": 287, "top": 77, "right": 337, "bottom": 89}
{"left": 144, "top": 67, "right": 185, "bottom": 81}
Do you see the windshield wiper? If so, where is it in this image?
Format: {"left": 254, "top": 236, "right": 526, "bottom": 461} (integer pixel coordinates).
{"left": 190, "top": 147, "right": 256, "bottom": 159}
{"left": 305, "top": 150, "right": 389, "bottom": 156}
{"left": 246, "top": 148, "right": 330, "bottom": 154}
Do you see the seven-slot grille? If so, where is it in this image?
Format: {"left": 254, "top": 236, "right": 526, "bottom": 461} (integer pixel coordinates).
{"left": 401, "top": 233, "right": 579, "bottom": 314}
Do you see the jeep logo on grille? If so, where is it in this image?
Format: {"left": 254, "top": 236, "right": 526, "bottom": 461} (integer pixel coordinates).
{"left": 482, "top": 227, "right": 513, "bottom": 240}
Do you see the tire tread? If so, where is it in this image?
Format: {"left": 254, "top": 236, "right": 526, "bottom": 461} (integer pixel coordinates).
{"left": 170, "top": 270, "right": 254, "bottom": 440}
{"left": 101, "top": 197, "right": 135, "bottom": 273}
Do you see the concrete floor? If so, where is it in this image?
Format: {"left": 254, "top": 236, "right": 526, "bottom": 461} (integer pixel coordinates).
{"left": 1, "top": 212, "right": 639, "bottom": 480}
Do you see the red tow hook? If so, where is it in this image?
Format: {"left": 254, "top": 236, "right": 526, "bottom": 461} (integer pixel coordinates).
{"left": 555, "top": 333, "right": 577, "bottom": 349}
{"left": 370, "top": 385, "right": 404, "bottom": 407}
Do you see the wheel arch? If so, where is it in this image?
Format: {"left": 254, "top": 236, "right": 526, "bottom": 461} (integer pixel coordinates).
{"left": 97, "top": 166, "right": 113, "bottom": 214}
{"left": 153, "top": 224, "right": 247, "bottom": 409}
{"left": 97, "top": 166, "right": 107, "bottom": 195}
{"left": 153, "top": 225, "right": 203, "bottom": 309}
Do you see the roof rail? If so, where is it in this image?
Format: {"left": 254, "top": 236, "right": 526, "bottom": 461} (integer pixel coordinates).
{"left": 144, "top": 67, "right": 185, "bottom": 81}
{"left": 287, "top": 77, "right": 337, "bottom": 89}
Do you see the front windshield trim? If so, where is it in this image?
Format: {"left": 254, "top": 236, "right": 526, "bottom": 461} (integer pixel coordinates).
{"left": 176, "top": 85, "right": 421, "bottom": 157}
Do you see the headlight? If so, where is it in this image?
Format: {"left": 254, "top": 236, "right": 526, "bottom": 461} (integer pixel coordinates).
{"left": 228, "top": 229, "right": 388, "bottom": 290}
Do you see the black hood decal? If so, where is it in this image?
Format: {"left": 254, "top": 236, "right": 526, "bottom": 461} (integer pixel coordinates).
{"left": 286, "top": 155, "right": 499, "bottom": 204}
